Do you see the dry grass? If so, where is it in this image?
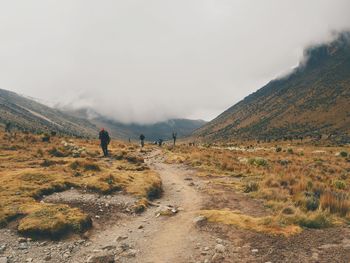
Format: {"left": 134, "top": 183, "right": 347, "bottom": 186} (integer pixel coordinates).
{"left": 0, "top": 131, "right": 161, "bottom": 238}
{"left": 167, "top": 142, "right": 350, "bottom": 234}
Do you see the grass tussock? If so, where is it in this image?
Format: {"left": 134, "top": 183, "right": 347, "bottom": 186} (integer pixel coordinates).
{"left": 166, "top": 143, "right": 350, "bottom": 233}
{"left": 0, "top": 131, "right": 162, "bottom": 238}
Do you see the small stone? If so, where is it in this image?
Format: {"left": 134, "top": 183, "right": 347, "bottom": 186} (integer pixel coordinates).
{"left": 87, "top": 251, "right": 115, "bottom": 263}
{"left": 26, "top": 258, "right": 33, "bottom": 262}
{"left": 44, "top": 255, "right": 51, "bottom": 261}
{"left": 138, "top": 225, "right": 144, "bottom": 229}
{"left": 216, "top": 238, "right": 223, "bottom": 244}
{"left": 18, "top": 243, "right": 28, "bottom": 250}
{"left": 18, "top": 237, "right": 27, "bottom": 243}
{"left": 204, "top": 247, "right": 210, "bottom": 251}
{"left": 124, "top": 249, "right": 137, "bottom": 258}
{"left": 251, "top": 249, "right": 259, "bottom": 253}
{"left": 215, "top": 244, "right": 226, "bottom": 253}
{"left": 116, "top": 235, "right": 128, "bottom": 242}
{"left": 193, "top": 216, "right": 206, "bottom": 226}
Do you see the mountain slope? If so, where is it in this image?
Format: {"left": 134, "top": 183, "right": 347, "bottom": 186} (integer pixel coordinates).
{"left": 194, "top": 32, "right": 350, "bottom": 142}
{"left": 69, "top": 108, "right": 206, "bottom": 141}
{"left": 0, "top": 89, "right": 97, "bottom": 137}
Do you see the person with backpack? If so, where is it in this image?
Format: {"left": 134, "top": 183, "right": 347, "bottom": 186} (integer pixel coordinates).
{"left": 172, "top": 132, "right": 177, "bottom": 146}
{"left": 99, "top": 128, "right": 110, "bottom": 157}
{"left": 140, "top": 134, "right": 145, "bottom": 148}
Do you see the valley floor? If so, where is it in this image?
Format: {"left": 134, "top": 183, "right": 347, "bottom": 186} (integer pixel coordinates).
{"left": 1, "top": 141, "right": 350, "bottom": 262}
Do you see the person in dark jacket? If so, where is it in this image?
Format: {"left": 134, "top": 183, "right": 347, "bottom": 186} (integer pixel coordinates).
{"left": 172, "top": 132, "right": 177, "bottom": 146}
{"left": 140, "top": 134, "right": 145, "bottom": 148}
{"left": 99, "top": 128, "right": 110, "bottom": 157}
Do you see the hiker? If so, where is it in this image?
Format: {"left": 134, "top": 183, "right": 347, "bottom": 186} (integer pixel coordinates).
{"left": 5, "top": 122, "right": 11, "bottom": 133}
{"left": 140, "top": 134, "right": 145, "bottom": 148}
{"left": 172, "top": 132, "right": 177, "bottom": 146}
{"left": 99, "top": 128, "right": 110, "bottom": 157}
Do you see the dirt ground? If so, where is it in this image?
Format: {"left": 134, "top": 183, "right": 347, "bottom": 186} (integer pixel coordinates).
{"left": 1, "top": 149, "right": 350, "bottom": 263}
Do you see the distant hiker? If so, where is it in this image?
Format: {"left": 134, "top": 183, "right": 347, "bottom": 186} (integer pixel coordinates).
{"left": 140, "top": 134, "right": 145, "bottom": 148}
{"left": 172, "top": 132, "right": 177, "bottom": 146}
{"left": 5, "top": 122, "right": 11, "bottom": 133}
{"left": 99, "top": 128, "right": 110, "bottom": 157}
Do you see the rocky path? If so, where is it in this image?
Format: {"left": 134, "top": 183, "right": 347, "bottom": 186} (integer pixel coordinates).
{"left": 73, "top": 150, "right": 215, "bottom": 263}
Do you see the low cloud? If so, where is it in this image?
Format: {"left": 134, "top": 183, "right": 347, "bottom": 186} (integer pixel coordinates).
{"left": 0, "top": 0, "right": 349, "bottom": 123}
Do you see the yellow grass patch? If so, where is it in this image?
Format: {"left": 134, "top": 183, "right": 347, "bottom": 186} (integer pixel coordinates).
{"left": 200, "top": 209, "right": 302, "bottom": 237}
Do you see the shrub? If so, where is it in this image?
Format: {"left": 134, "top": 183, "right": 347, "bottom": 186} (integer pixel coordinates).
{"left": 48, "top": 147, "right": 67, "bottom": 157}
{"left": 287, "top": 148, "right": 294, "bottom": 154}
{"left": 305, "top": 195, "right": 320, "bottom": 211}
{"left": 275, "top": 147, "right": 282, "bottom": 153}
{"left": 244, "top": 182, "right": 259, "bottom": 193}
{"left": 248, "top": 157, "right": 268, "bottom": 167}
{"left": 333, "top": 180, "right": 346, "bottom": 190}
{"left": 340, "top": 151, "right": 348, "bottom": 158}
{"left": 296, "top": 212, "right": 332, "bottom": 229}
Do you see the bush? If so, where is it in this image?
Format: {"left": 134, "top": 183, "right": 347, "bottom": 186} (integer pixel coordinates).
{"left": 244, "top": 182, "right": 259, "bottom": 193}
{"left": 305, "top": 195, "right": 319, "bottom": 211}
{"left": 296, "top": 212, "right": 332, "bottom": 229}
{"left": 287, "top": 148, "right": 294, "bottom": 154}
{"left": 275, "top": 147, "right": 282, "bottom": 153}
{"left": 340, "top": 151, "right": 348, "bottom": 158}
{"left": 248, "top": 157, "right": 268, "bottom": 167}
{"left": 48, "top": 147, "right": 67, "bottom": 157}
{"left": 333, "top": 180, "right": 346, "bottom": 190}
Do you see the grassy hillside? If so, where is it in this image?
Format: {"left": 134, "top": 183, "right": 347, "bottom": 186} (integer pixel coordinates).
{"left": 194, "top": 32, "right": 350, "bottom": 143}
{"left": 0, "top": 89, "right": 97, "bottom": 137}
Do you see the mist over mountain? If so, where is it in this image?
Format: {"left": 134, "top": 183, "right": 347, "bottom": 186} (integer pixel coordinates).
{"left": 193, "top": 32, "right": 350, "bottom": 143}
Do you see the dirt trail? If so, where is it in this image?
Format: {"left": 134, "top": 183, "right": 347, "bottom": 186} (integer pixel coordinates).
{"left": 73, "top": 149, "right": 211, "bottom": 263}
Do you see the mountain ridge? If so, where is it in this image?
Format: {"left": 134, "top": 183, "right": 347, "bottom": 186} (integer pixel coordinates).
{"left": 193, "top": 32, "right": 350, "bottom": 143}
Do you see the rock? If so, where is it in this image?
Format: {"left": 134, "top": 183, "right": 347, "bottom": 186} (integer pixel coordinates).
{"left": 0, "top": 257, "right": 7, "bottom": 263}
{"left": 123, "top": 249, "right": 137, "bottom": 258}
{"left": 215, "top": 244, "right": 226, "bottom": 253}
{"left": 87, "top": 251, "right": 115, "bottom": 263}
{"left": 251, "top": 249, "right": 259, "bottom": 253}
{"left": 184, "top": 177, "right": 193, "bottom": 181}
{"left": 26, "top": 258, "right": 33, "bottom": 262}
{"left": 212, "top": 253, "right": 224, "bottom": 262}
{"left": 216, "top": 238, "right": 223, "bottom": 244}
{"left": 193, "top": 216, "right": 206, "bottom": 226}
{"left": 120, "top": 243, "right": 130, "bottom": 251}
{"left": 138, "top": 225, "right": 144, "bottom": 229}
{"left": 0, "top": 245, "right": 6, "bottom": 253}
{"left": 116, "top": 235, "right": 128, "bottom": 242}
{"left": 44, "top": 255, "right": 52, "bottom": 261}
{"left": 204, "top": 247, "right": 210, "bottom": 251}
{"left": 18, "top": 243, "right": 28, "bottom": 250}
{"left": 18, "top": 237, "right": 27, "bottom": 243}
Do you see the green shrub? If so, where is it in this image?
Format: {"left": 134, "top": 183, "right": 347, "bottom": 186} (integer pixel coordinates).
{"left": 287, "top": 148, "right": 294, "bottom": 154}
{"left": 333, "top": 180, "right": 346, "bottom": 190}
{"left": 340, "top": 151, "right": 348, "bottom": 158}
{"left": 296, "top": 213, "right": 332, "bottom": 229}
{"left": 248, "top": 157, "right": 268, "bottom": 167}
{"left": 275, "top": 147, "right": 282, "bottom": 153}
{"left": 244, "top": 182, "right": 259, "bottom": 193}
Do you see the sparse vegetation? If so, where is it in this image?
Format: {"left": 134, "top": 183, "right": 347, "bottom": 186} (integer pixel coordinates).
{"left": 0, "top": 131, "right": 162, "bottom": 238}
{"left": 166, "top": 142, "right": 350, "bottom": 235}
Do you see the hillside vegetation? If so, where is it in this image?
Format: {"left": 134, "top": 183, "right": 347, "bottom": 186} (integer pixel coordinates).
{"left": 165, "top": 142, "right": 350, "bottom": 236}
{"left": 194, "top": 32, "right": 350, "bottom": 143}
{"left": 0, "top": 89, "right": 97, "bottom": 137}
{"left": 0, "top": 131, "right": 161, "bottom": 238}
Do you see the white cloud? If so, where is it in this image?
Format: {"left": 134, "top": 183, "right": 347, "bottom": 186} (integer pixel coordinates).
{"left": 0, "top": 0, "right": 349, "bottom": 123}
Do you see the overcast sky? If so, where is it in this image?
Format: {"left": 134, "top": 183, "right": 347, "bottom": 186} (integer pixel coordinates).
{"left": 0, "top": 1, "right": 349, "bottom": 124}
